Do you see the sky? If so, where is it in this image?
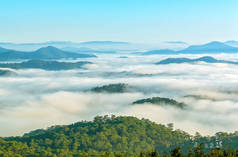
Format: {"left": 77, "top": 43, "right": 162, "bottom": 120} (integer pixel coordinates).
{"left": 0, "top": 0, "right": 237, "bottom": 44}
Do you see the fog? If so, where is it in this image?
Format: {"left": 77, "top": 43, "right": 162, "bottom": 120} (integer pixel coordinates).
{"left": 1, "top": 53, "right": 238, "bottom": 136}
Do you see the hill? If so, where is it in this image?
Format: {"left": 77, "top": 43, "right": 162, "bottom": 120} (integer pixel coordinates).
{"left": 4, "top": 115, "right": 191, "bottom": 156}
{"left": 91, "top": 83, "right": 132, "bottom": 93}
{"left": 156, "top": 56, "right": 238, "bottom": 65}
{"left": 0, "top": 60, "right": 91, "bottom": 71}
{"left": 0, "top": 46, "right": 96, "bottom": 60}
{"left": 2, "top": 115, "right": 238, "bottom": 156}
{"left": 132, "top": 97, "right": 186, "bottom": 109}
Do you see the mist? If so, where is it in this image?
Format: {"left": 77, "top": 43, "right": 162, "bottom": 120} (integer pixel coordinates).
{"left": 1, "top": 53, "right": 238, "bottom": 136}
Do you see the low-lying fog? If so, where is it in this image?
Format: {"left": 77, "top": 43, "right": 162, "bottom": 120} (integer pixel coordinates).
{"left": 1, "top": 53, "right": 238, "bottom": 136}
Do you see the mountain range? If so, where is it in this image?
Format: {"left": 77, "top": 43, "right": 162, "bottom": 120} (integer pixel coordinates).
{"left": 0, "top": 41, "right": 133, "bottom": 52}
{"left": 0, "top": 60, "right": 91, "bottom": 70}
{"left": 156, "top": 56, "right": 238, "bottom": 65}
{"left": 0, "top": 46, "right": 96, "bottom": 60}
{"left": 142, "top": 41, "right": 238, "bottom": 55}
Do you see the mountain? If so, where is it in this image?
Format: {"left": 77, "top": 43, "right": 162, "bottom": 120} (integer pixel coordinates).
{"left": 0, "top": 60, "right": 91, "bottom": 70}
{"left": 142, "top": 49, "right": 177, "bottom": 55}
{"left": 224, "top": 40, "right": 238, "bottom": 47}
{"left": 0, "top": 41, "right": 80, "bottom": 51}
{"left": 0, "top": 69, "right": 17, "bottom": 76}
{"left": 156, "top": 56, "right": 238, "bottom": 65}
{"left": 141, "top": 41, "right": 238, "bottom": 55}
{"left": 179, "top": 41, "right": 238, "bottom": 53}
{"left": 0, "top": 41, "right": 132, "bottom": 51}
{"left": 165, "top": 41, "right": 188, "bottom": 45}
{"left": 30, "top": 46, "right": 96, "bottom": 59}
{"left": 0, "top": 46, "right": 96, "bottom": 60}
{"left": 62, "top": 47, "right": 117, "bottom": 54}
{"left": 79, "top": 41, "right": 130, "bottom": 45}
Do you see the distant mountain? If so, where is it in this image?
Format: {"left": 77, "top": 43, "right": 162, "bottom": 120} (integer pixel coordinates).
{"left": 31, "top": 46, "right": 96, "bottom": 59}
{"left": 0, "top": 60, "right": 92, "bottom": 70}
{"left": 0, "top": 46, "right": 96, "bottom": 60}
{"left": 165, "top": 41, "right": 188, "bottom": 45}
{"left": 142, "top": 49, "right": 177, "bottom": 55}
{"left": 224, "top": 40, "right": 238, "bottom": 47}
{"left": 0, "top": 41, "right": 80, "bottom": 51}
{"left": 0, "top": 69, "right": 17, "bottom": 76}
{"left": 132, "top": 97, "right": 186, "bottom": 109}
{"left": 179, "top": 41, "right": 238, "bottom": 53}
{"left": 142, "top": 41, "right": 238, "bottom": 55}
{"left": 78, "top": 41, "right": 136, "bottom": 51}
{"left": 0, "top": 41, "right": 135, "bottom": 51}
{"left": 156, "top": 56, "right": 238, "bottom": 65}
{"left": 79, "top": 41, "right": 130, "bottom": 45}
{"left": 62, "top": 47, "right": 117, "bottom": 54}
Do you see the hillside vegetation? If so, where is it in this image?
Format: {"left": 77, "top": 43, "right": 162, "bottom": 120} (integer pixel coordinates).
{"left": 2, "top": 115, "right": 238, "bottom": 156}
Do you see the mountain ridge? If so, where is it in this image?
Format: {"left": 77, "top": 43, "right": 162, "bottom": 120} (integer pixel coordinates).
{"left": 142, "top": 41, "right": 238, "bottom": 55}
{"left": 0, "top": 46, "right": 96, "bottom": 60}
{"left": 0, "top": 59, "right": 92, "bottom": 70}
{"left": 156, "top": 56, "right": 237, "bottom": 65}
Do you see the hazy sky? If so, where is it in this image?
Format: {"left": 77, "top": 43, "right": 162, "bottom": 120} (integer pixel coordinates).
{"left": 0, "top": 0, "right": 237, "bottom": 44}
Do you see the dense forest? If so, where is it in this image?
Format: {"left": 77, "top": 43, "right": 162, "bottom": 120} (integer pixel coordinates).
{"left": 1, "top": 115, "right": 238, "bottom": 156}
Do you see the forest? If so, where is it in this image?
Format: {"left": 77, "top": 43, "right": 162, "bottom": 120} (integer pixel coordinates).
{"left": 1, "top": 115, "right": 238, "bottom": 157}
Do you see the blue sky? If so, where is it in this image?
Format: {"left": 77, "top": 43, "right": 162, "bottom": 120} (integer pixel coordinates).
{"left": 0, "top": 0, "right": 237, "bottom": 44}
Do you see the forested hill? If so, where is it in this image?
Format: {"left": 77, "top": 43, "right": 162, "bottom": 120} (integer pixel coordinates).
{"left": 90, "top": 83, "right": 133, "bottom": 93}
{"left": 2, "top": 115, "right": 238, "bottom": 156}
{"left": 132, "top": 97, "right": 187, "bottom": 109}
{"left": 2, "top": 116, "right": 190, "bottom": 156}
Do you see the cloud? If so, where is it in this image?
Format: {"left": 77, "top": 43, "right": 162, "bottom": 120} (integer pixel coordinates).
{"left": 1, "top": 53, "right": 238, "bottom": 136}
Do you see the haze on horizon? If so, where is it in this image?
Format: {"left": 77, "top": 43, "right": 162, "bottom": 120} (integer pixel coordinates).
{"left": 0, "top": 0, "right": 237, "bottom": 44}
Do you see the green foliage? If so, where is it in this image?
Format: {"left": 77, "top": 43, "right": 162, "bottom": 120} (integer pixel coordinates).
{"left": 1, "top": 115, "right": 238, "bottom": 156}
{"left": 132, "top": 97, "right": 186, "bottom": 109}
{"left": 91, "top": 83, "right": 130, "bottom": 93}
{"left": 2, "top": 115, "right": 190, "bottom": 156}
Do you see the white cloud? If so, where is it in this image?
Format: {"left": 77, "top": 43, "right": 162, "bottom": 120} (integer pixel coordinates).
{"left": 1, "top": 53, "right": 238, "bottom": 136}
